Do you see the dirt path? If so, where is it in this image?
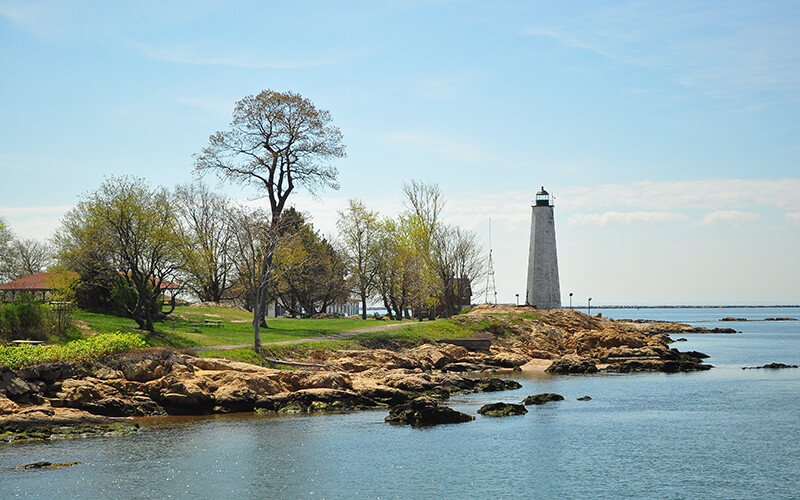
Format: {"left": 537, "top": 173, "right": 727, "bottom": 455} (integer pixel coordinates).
{"left": 192, "top": 321, "right": 411, "bottom": 351}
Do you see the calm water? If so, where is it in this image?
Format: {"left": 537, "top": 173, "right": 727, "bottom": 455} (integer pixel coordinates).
{"left": 2, "top": 308, "right": 799, "bottom": 499}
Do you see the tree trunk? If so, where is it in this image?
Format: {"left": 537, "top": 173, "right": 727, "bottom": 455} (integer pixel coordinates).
{"left": 361, "top": 293, "right": 367, "bottom": 320}
{"left": 382, "top": 296, "right": 394, "bottom": 320}
{"left": 252, "top": 293, "right": 262, "bottom": 355}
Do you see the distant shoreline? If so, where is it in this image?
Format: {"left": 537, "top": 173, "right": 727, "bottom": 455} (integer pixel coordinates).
{"left": 364, "top": 304, "right": 800, "bottom": 311}
{"left": 568, "top": 305, "right": 800, "bottom": 309}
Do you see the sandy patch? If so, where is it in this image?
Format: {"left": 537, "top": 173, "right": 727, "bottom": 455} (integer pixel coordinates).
{"left": 519, "top": 359, "right": 552, "bottom": 372}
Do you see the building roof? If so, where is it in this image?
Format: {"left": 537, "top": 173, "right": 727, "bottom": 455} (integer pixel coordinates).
{"left": 0, "top": 272, "right": 180, "bottom": 291}
{"left": 0, "top": 272, "right": 71, "bottom": 290}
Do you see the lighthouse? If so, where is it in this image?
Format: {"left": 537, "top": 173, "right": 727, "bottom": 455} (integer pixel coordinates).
{"left": 526, "top": 187, "right": 561, "bottom": 309}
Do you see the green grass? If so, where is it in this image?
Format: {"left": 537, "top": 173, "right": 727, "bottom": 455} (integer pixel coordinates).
{"left": 73, "top": 305, "right": 390, "bottom": 348}
{"left": 347, "top": 318, "right": 484, "bottom": 349}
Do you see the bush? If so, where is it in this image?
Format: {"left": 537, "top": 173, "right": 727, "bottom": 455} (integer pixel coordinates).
{"left": 0, "top": 293, "right": 50, "bottom": 342}
{"left": 0, "top": 332, "right": 147, "bottom": 370}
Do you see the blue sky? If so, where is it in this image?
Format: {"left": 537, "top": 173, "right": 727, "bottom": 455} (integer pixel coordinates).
{"left": 1, "top": 1, "right": 798, "bottom": 305}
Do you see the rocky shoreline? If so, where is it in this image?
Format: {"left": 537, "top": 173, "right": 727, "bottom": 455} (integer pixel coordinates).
{"left": 1, "top": 306, "right": 716, "bottom": 441}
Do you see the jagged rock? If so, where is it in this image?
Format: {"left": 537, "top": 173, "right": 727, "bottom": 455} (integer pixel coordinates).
{"left": 442, "top": 362, "right": 491, "bottom": 372}
{"left": 477, "top": 402, "right": 528, "bottom": 417}
{"left": 523, "top": 393, "right": 564, "bottom": 405}
{"left": 474, "top": 378, "right": 522, "bottom": 392}
{"left": 0, "top": 369, "right": 36, "bottom": 399}
{"left": 357, "top": 386, "right": 410, "bottom": 406}
{"left": 487, "top": 352, "right": 531, "bottom": 368}
{"left": 120, "top": 358, "right": 170, "bottom": 382}
{"left": 18, "top": 363, "right": 76, "bottom": 384}
{"left": 577, "top": 395, "right": 592, "bottom": 401}
{"left": 257, "top": 388, "right": 381, "bottom": 413}
{"left": 385, "top": 397, "right": 474, "bottom": 427}
{"left": 408, "top": 344, "right": 469, "bottom": 369}
{"left": 546, "top": 358, "right": 598, "bottom": 374}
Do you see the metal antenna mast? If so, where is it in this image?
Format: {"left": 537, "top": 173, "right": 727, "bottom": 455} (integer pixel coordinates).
{"left": 485, "top": 218, "right": 497, "bottom": 304}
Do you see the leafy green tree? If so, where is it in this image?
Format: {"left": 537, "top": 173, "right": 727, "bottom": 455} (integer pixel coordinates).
{"left": 273, "top": 218, "right": 348, "bottom": 317}
{"left": 54, "top": 177, "right": 182, "bottom": 331}
{"left": 337, "top": 199, "right": 382, "bottom": 319}
{"left": 373, "top": 217, "right": 423, "bottom": 320}
{"left": 389, "top": 180, "right": 483, "bottom": 317}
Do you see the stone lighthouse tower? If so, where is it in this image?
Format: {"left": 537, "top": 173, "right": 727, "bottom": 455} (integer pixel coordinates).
{"left": 526, "top": 187, "right": 561, "bottom": 309}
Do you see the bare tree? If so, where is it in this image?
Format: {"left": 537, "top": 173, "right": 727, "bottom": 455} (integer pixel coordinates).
{"left": 430, "top": 225, "right": 484, "bottom": 317}
{"left": 229, "top": 206, "right": 278, "bottom": 354}
{"left": 0, "top": 218, "right": 16, "bottom": 282}
{"left": 195, "top": 89, "right": 345, "bottom": 225}
{"left": 11, "top": 238, "right": 51, "bottom": 277}
{"left": 195, "top": 89, "right": 345, "bottom": 348}
{"left": 175, "top": 182, "right": 236, "bottom": 303}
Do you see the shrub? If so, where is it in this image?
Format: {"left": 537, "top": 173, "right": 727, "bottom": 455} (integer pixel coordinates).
{"left": 0, "top": 332, "right": 147, "bottom": 370}
{"left": 0, "top": 293, "right": 50, "bottom": 342}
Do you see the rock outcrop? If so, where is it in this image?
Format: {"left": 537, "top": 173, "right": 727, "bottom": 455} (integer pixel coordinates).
{"left": 0, "top": 347, "right": 520, "bottom": 441}
{"left": 384, "top": 397, "right": 474, "bottom": 426}
{"left": 1, "top": 305, "right": 718, "bottom": 440}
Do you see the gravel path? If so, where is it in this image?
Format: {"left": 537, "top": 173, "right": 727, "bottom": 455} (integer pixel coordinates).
{"left": 192, "top": 321, "right": 410, "bottom": 351}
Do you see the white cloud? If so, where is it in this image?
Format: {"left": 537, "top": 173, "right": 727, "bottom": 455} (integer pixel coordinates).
{"left": 568, "top": 211, "right": 688, "bottom": 227}
{"left": 0, "top": 205, "right": 73, "bottom": 240}
{"left": 696, "top": 210, "right": 760, "bottom": 227}
{"left": 560, "top": 179, "right": 800, "bottom": 212}
{"left": 787, "top": 213, "right": 800, "bottom": 225}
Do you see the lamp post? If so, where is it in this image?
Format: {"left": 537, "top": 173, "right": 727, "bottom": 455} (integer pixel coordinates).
{"left": 588, "top": 297, "right": 592, "bottom": 316}
{"left": 515, "top": 294, "right": 519, "bottom": 307}
{"left": 569, "top": 292, "right": 573, "bottom": 309}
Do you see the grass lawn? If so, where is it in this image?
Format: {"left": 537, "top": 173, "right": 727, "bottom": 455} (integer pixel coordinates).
{"left": 74, "top": 305, "right": 395, "bottom": 348}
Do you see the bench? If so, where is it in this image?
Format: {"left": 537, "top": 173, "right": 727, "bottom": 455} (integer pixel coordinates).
{"left": 11, "top": 340, "right": 47, "bottom": 346}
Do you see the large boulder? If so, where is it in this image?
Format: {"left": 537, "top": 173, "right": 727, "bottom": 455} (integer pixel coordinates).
{"left": 545, "top": 358, "right": 598, "bottom": 374}
{"left": 477, "top": 402, "right": 528, "bottom": 417}
{"left": 522, "top": 393, "right": 564, "bottom": 405}
{"left": 486, "top": 351, "right": 531, "bottom": 368}
{"left": 385, "top": 397, "right": 474, "bottom": 427}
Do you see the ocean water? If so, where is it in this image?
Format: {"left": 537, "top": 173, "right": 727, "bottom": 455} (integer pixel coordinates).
{"left": 2, "top": 308, "right": 799, "bottom": 499}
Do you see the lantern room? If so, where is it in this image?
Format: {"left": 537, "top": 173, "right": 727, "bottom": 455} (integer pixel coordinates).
{"left": 535, "top": 186, "right": 551, "bottom": 207}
